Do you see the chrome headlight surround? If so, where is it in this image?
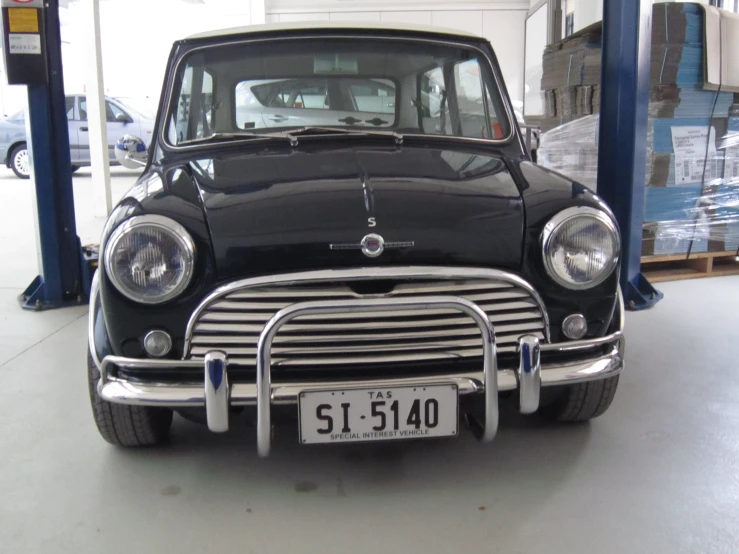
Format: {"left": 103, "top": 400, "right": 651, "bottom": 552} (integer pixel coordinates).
{"left": 541, "top": 207, "right": 620, "bottom": 290}
{"left": 104, "top": 215, "right": 196, "bottom": 304}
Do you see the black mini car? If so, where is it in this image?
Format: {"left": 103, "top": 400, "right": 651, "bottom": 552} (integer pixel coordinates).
{"left": 88, "top": 22, "right": 624, "bottom": 456}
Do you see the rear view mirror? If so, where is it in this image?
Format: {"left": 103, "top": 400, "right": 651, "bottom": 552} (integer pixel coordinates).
{"left": 115, "top": 135, "right": 148, "bottom": 169}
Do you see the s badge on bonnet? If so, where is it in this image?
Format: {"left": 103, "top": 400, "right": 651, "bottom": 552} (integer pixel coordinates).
{"left": 330, "top": 234, "right": 414, "bottom": 258}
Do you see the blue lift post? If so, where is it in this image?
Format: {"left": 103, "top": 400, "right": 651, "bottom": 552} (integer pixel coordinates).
{"left": 597, "top": 0, "right": 663, "bottom": 310}
{"left": 19, "top": 0, "right": 87, "bottom": 310}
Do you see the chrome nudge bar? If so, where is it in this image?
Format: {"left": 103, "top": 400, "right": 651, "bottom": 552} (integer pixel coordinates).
{"left": 256, "top": 296, "right": 497, "bottom": 457}
{"left": 93, "top": 274, "right": 625, "bottom": 456}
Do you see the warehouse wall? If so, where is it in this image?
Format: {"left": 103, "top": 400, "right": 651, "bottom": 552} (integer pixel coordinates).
{"left": 0, "top": 0, "right": 529, "bottom": 115}
{"left": 265, "top": 0, "right": 530, "bottom": 106}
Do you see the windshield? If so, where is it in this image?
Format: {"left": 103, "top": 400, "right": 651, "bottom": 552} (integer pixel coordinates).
{"left": 167, "top": 38, "right": 511, "bottom": 146}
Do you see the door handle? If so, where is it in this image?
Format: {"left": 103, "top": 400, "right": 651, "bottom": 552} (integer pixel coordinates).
{"left": 365, "top": 118, "right": 388, "bottom": 126}
{"left": 80, "top": 127, "right": 88, "bottom": 132}
{"left": 267, "top": 115, "right": 288, "bottom": 122}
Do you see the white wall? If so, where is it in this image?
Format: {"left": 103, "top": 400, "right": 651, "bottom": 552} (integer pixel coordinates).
{"left": 0, "top": 0, "right": 528, "bottom": 115}
{"left": 572, "top": 0, "right": 601, "bottom": 33}
{"left": 62, "top": 0, "right": 259, "bottom": 104}
{"left": 266, "top": 0, "right": 529, "bottom": 105}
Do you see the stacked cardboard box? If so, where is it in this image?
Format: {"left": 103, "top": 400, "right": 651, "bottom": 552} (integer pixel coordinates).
{"left": 538, "top": 2, "right": 739, "bottom": 257}
{"left": 539, "top": 22, "right": 602, "bottom": 132}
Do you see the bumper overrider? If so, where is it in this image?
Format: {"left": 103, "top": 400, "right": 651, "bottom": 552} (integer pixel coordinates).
{"left": 89, "top": 273, "right": 624, "bottom": 458}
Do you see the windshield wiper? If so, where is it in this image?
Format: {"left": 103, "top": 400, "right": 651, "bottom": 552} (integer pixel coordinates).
{"left": 180, "top": 131, "right": 300, "bottom": 147}
{"left": 283, "top": 126, "right": 404, "bottom": 145}
{"left": 180, "top": 127, "right": 403, "bottom": 148}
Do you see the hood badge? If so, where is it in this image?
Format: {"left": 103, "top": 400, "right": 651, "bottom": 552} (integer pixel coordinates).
{"left": 330, "top": 234, "right": 414, "bottom": 258}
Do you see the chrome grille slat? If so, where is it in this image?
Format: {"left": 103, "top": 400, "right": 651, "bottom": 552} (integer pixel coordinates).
{"left": 190, "top": 332, "right": 542, "bottom": 356}
{"left": 190, "top": 321, "right": 544, "bottom": 344}
{"left": 207, "top": 299, "right": 537, "bottom": 318}
{"left": 186, "top": 275, "right": 548, "bottom": 367}
{"left": 191, "top": 339, "right": 544, "bottom": 366}
{"left": 198, "top": 308, "right": 543, "bottom": 326}
{"left": 225, "top": 282, "right": 514, "bottom": 300}
{"left": 216, "top": 290, "right": 528, "bottom": 310}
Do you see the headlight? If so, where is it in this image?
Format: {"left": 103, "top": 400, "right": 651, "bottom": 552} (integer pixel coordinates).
{"left": 542, "top": 207, "right": 620, "bottom": 290}
{"left": 104, "top": 215, "right": 195, "bottom": 304}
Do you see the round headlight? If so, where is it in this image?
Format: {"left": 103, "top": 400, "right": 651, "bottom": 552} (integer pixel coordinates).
{"left": 104, "top": 215, "right": 195, "bottom": 304}
{"left": 542, "top": 207, "right": 620, "bottom": 290}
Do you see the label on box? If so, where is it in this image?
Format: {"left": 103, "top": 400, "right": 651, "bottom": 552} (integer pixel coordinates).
{"left": 672, "top": 126, "right": 717, "bottom": 184}
{"left": 675, "top": 154, "right": 723, "bottom": 184}
{"left": 8, "top": 33, "right": 41, "bottom": 55}
{"left": 8, "top": 7, "right": 38, "bottom": 32}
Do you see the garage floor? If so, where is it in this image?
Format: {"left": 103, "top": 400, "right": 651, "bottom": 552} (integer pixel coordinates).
{"left": 1, "top": 169, "right": 738, "bottom": 554}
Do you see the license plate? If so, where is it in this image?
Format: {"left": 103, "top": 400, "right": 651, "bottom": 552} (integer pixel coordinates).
{"left": 298, "top": 384, "right": 459, "bottom": 445}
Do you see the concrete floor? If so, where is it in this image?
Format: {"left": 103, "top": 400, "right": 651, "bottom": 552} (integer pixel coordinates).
{"left": 1, "top": 166, "right": 738, "bottom": 553}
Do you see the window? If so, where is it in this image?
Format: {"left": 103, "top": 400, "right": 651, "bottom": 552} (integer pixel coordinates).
{"left": 347, "top": 79, "right": 395, "bottom": 114}
{"left": 168, "top": 38, "right": 511, "bottom": 144}
{"left": 171, "top": 61, "right": 214, "bottom": 143}
{"left": 65, "top": 97, "right": 75, "bottom": 120}
{"left": 79, "top": 98, "right": 87, "bottom": 121}
{"left": 420, "top": 59, "right": 504, "bottom": 139}
{"left": 106, "top": 101, "right": 128, "bottom": 122}
{"left": 79, "top": 98, "right": 127, "bottom": 122}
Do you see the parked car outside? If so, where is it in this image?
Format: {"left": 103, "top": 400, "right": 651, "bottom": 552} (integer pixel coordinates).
{"left": 0, "top": 95, "right": 155, "bottom": 179}
{"left": 88, "top": 23, "right": 624, "bottom": 456}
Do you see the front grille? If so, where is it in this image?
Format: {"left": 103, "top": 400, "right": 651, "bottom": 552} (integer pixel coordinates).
{"left": 186, "top": 272, "right": 549, "bottom": 367}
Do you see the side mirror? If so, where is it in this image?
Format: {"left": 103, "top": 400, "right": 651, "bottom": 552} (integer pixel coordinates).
{"left": 115, "top": 135, "right": 148, "bottom": 169}
{"left": 115, "top": 112, "right": 133, "bottom": 124}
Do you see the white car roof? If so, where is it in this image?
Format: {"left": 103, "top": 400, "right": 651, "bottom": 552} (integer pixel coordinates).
{"left": 186, "top": 21, "right": 481, "bottom": 41}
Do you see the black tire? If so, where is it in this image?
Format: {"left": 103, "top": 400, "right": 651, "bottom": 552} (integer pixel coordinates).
{"left": 70, "top": 165, "right": 81, "bottom": 173}
{"left": 87, "top": 351, "right": 173, "bottom": 446}
{"left": 539, "top": 376, "right": 620, "bottom": 422}
{"left": 9, "top": 143, "right": 30, "bottom": 179}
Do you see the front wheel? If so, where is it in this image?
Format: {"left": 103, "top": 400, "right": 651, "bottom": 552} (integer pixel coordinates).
{"left": 538, "top": 376, "right": 619, "bottom": 422}
{"left": 9, "top": 144, "right": 30, "bottom": 179}
{"left": 87, "top": 351, "right": 173, "bottom": 446}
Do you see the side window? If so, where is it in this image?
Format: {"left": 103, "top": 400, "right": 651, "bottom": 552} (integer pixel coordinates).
{"left": 65, "top": 97, "right": 75, "bottom": 120}
{"left": 347, "top": 79, "right": 396, "bottom": 114}
{"left": 419, "top": 67, "right": 450, "bottom": 134}
{"left": 419, "top": 60, "right": 503, "bottom": 139}
{"left": 172, "top": 63, "right": 214, "bottom": 143}
{"left": 106, "top": 101, "right": 128, "bottom": 122}
{"left": 453, "top": 59, "right": 500, "bottom": 139}
{"left": 79, "top": 98, "right": 88, "bottom": 121}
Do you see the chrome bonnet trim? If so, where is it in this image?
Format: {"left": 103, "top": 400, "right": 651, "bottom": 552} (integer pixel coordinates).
{"left": 183, "top": 266, "right": 551, "bottom": 355}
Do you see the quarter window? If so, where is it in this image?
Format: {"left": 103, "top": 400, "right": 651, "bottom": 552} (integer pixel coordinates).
{"left": 171, "top": 61, "right": 214, "bottom": 143}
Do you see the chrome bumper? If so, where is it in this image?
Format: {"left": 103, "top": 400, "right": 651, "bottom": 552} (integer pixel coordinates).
{"left": 94, "top": 293, "right": 625, "bottom": 458}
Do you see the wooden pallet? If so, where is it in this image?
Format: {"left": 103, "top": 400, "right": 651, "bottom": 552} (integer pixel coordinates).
{"left": 642, "top": 250, "right": 739, "bottom": 282}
